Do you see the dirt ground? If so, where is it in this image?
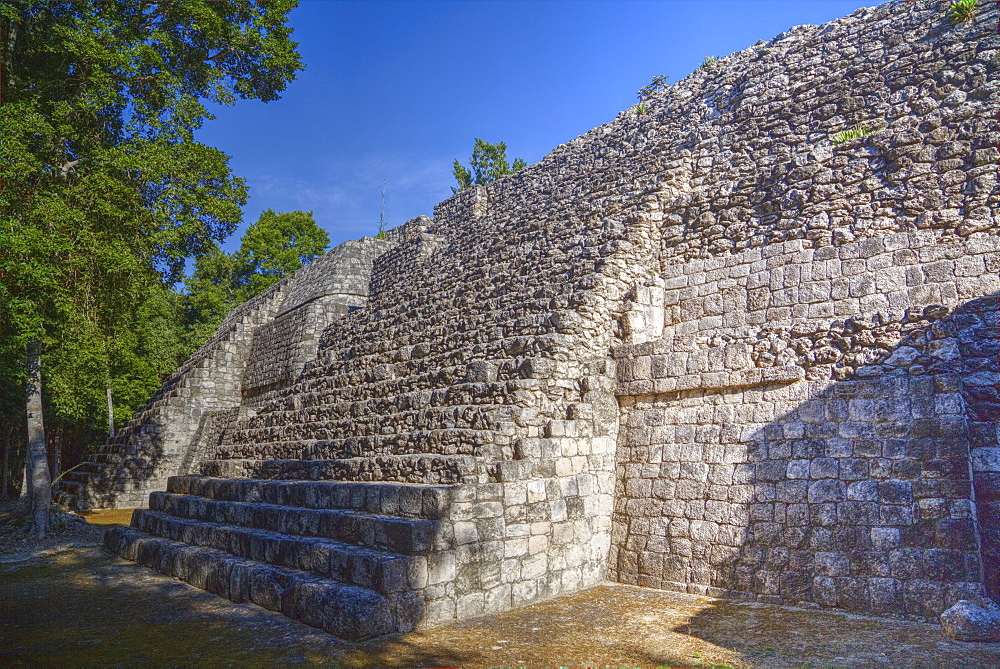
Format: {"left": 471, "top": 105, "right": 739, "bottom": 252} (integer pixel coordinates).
{"left": 2, "top": 509, "right": 1000, "bottom": 668}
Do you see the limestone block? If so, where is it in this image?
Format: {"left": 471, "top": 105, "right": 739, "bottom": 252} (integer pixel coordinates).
{"left": 941, "top": 600, "right": 1000, "bottom": 642}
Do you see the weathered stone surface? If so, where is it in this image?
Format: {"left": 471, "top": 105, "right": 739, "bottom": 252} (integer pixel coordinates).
{"left": 941, "top": 600, "right": 1000, "bottom": 642}
{"left": 96, "top": 0, "right": 1000, "bottom": 641}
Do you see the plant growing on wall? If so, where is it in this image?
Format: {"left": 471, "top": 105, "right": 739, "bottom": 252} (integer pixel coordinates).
{"left": 637, "top": 74, "right": 669, "bottom": 101}
{"left": 452, "top": 139, "right": 527, "bottom": 193}
{"left": 376, "top": 181, "right": 388, "bottom": 240}
{"left": 947, "top": 0, "right": 978, "bottom": 23}
{"left": 831, "top": 124, "right": 873, "bottom": 145}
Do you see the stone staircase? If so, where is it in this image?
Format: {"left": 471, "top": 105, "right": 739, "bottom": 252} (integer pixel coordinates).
{"left": 199, "top": 454, "right": 487, "bottom": 485}
{"left": 104, "top": 475, "right": 459, "bottom": 640}
{"left": 53, "top": 462, "right": 103, "bottom": 507}
{"left": 53, "top": 237, "right": 395, "bottom": 511}
{"left": 53, "top": 375, "right": 194, "bottom": 508}
{"left": 52, "top": 312, "right": 268, "bottom": 510}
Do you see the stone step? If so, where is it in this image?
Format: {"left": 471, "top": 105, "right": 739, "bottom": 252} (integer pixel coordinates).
{"left": 53, "top": 490, "right": 76, "bottom": 507}
{"left": 62, "top": 469, "right": 96, "bottom": 485}
{"left": 104, "top": 526, "right": 409, "bottom": 640}
{"left": 222, "top": 409, "right": 496, "bottom": 428}
{"left": 131, "top": 510, "right": 414, "bottom": 596}
{"left": 101, "top": 423, "right": 152, "bottom": 441}
{"left": 57, "top": 461, "right": 103, "bottom": 476}
{"left": 198, "top": 455, "right": 484, "bottom": 485}
{"left": 52, "top": 479, "right": 84, "bottom": 510}
{"left": 55, "top": 479, "right": 83, "bottom": 493}
{"left": 214, "top": 436, "right": 499, "bottom": 462}
{"left": 113, "top": 422, "right": 146, "bottom": 435}
{"left": 148, "top": 491, "right": 444, "bottom": 554}
{"left": 166, "top": 475, "right": 454, "bottom": 519}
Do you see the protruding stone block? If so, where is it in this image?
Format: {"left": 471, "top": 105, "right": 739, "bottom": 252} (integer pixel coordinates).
{"left": 941, "top": 600, "right": 1000, "bottom": 642}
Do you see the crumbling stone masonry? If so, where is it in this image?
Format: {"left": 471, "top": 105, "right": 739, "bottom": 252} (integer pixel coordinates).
{"left": 73, "top": 0, "right": 1000, "bottom": 639}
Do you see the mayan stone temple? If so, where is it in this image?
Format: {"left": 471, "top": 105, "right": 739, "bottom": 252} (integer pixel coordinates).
{"left": 53, "top": 0, "right": 999, "bottom": 640}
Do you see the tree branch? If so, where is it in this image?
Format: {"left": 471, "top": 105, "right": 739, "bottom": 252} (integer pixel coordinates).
{"left": 206, "top": 48, "right": 232, "bottom": 63}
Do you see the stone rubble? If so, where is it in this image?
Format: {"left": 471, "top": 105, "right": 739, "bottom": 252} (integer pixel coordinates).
{"left": 941, "top": 599, "right": 1000, "bottom": 642}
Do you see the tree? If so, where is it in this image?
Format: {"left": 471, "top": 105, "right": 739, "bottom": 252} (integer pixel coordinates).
{"left": 23, "top": 342, "right": 50, "bottom": 537}
{"left": 0, "top": 1, "right": 303, "bottom": 531}
{"left": 234, "top": 209, "right": 329, "bottom": 296}
{"left": 183, "top": 211, "right": 329, "bottom": 339}
{"left": 637, "top": 74, "right": 669, "bottom": 101}
{"left": 184, "top": 244, "right": 241, "bottom": 345}
{"left": 452, "top": 139, "right": 527, "bottom": 192}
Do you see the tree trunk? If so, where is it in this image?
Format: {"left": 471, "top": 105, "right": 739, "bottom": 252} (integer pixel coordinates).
{"left": 1, "top": 437, "right": 9, "bottom": 499}
{"left": 19, "top": 453, "right": 29, "bottom": 503}
{"left": 107, "top": 387, "right": 115, "bottom": 439}
{"left": 25, "top": 341, "right": 51, "bottom": 538}
{"left": 51, "top": 430, "right": 61, "bottom": 483}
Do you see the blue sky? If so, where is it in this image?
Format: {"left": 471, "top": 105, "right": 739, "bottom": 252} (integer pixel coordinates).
{"left": 200, "top": 0, "right": 882, "bottom": 252}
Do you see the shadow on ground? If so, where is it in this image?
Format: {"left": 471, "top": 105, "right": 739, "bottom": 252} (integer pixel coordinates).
{"left": 3, "top": 511, "right": 1000, "bottom": 669}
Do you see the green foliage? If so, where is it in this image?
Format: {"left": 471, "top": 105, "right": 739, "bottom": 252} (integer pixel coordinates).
{"left": 700, "top": 56, "right": 722, "bottom": 69}
{"left": 234, "top": 210, "right": 329, "bottom": 296}
{"left": 830, "top": 124, "right": 873, "bottom": 145}
{"left": 452, "top": 139, "right": 527, "bottom": 193}
{"left": 183, "top": 211, "right": 329, "bottom": 339}
{"left": 635, "top": 103, "right": 648, "bottom": 115}
{"left": 947, "top": 0, "right": 977, "bottom": 23}
{"left": 48, "top": 513, "right": 68, "bottom": 533}
{"left": 0, "top": 1, "right": 303, "bottom": 477}
{"left": 637, "top": 74, "right": 669, "bottom": 101}
{"left": 183, "top": 245, "right": 240, "bottom": 343}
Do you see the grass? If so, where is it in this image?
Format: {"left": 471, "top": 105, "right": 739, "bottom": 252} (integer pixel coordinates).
{"left": 700, "top": 56, "right": 722, "bottom": 69}
{"left": 830, "top": 124, "right": 872, "bottom": 145}
{"left": 947, "top": 0, "right": 977, "bottom": 24}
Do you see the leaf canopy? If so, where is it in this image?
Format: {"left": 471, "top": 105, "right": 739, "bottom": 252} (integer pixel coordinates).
{"left": 0, "top": 0, "right": 303, "bottom": 433}
{"left": 235, "top": 209, "right": 329, "bottom": 295}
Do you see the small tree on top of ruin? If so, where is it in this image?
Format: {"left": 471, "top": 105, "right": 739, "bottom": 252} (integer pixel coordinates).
{"left": 452, "top": 139, "right": 527, "bottom": 193}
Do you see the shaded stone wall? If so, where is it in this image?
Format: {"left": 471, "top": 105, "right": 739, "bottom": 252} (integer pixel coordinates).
{"left": 962, "top": 295, "right": 1000, "bottom": 600}
{"left": 611, "top": 236, "right": 1000, "bottom": 617}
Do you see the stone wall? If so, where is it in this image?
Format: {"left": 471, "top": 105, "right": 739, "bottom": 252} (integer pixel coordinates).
{"left": 602, "top": 0, "right": 1000, "bottom": 616}
{"left": 102, "top": 0, "right": 1000, "bottom": 635}
{"left": 240, "top": 238, "right": 392, "bottom": 406}
{"left": 611, "top": 234, "right": 1000, "bottom": 617}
